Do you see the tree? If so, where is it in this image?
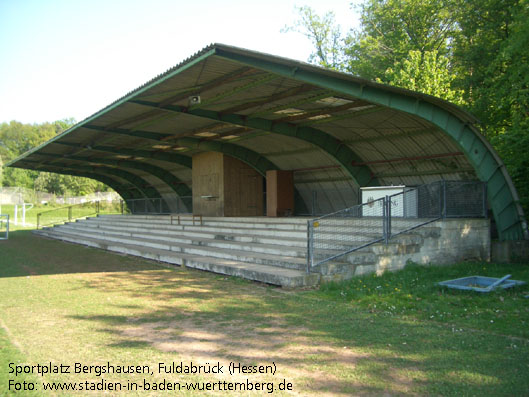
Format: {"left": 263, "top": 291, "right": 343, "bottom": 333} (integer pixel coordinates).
{"left": 34, "top": 172, "right": 108, "bottom": 196}
{"left": 473, "top": 0, "right": 529, "bottom": 212}
{"left": 381, "top": 50, "right": 465, "bottom": 104}
{"left": 285, "top": 1, "right": 462, "bottom": 101}
{"left": 1, "top": 119, "right": 111, "bottom": 197}
{"left": 452, "top": 0, "right": 520, "bottom": 110}
{"left": 285, "top": 0, "right": 529, "bottom": 215}
{"left": 2, "top": 167, "right": 38, "bottom": 189}
{"left": 282, "top": 6, "right": 345, "bottom": 70}
{"left": 345, "top": 0, "right": 459, "bottom": 81}
{"left": 34, "top": 172, "right": 65, "bottom": 195}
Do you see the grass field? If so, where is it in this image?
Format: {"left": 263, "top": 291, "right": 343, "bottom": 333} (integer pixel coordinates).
{"left": 0, "top": 231, "right": 528, "bottom": 396}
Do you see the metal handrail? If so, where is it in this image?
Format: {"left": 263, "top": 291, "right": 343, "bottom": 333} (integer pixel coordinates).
{"left": 36, "top": 200, "right": 122, "bottom": 229}
{"left": 124, "top": 196, "right": 192, "bottom": 215}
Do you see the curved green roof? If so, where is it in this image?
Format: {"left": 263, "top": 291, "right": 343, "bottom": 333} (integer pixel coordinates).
{"left": 8, "top": 44, "right": 527, "bottom": 240}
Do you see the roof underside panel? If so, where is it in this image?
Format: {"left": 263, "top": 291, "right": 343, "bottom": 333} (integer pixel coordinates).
{"left": 7, "top": 44, "right": 526, "bottom": 240}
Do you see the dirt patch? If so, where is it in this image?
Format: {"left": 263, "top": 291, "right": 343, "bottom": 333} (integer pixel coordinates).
{"left": 120, "top": 317, "right": 369, "bottom": 395}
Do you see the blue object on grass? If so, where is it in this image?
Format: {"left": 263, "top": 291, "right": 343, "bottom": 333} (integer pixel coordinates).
{"left": 438, "top": 274, "right": 526, "bottom": 292}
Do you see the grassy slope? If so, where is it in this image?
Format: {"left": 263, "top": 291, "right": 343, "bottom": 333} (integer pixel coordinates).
{"left": 0, "top": 231, "right": 528, "bottom": 396}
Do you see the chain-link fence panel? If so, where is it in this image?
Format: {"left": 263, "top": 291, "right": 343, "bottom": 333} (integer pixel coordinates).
{"left": 308, "top": 197, "right": 387, "bottom": 268}
{"left": 445, "top": 181, "right": 487, "bottom": 218}
{"left": 307, "top": 180, "right": 488, "bottom": 271}
{"left": 124, "top": 196, "right": 192, "bottom": 214}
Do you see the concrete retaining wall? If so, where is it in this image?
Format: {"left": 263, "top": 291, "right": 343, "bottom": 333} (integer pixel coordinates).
{"left": 347, "top": 218, "right": 491, "bottom": 276}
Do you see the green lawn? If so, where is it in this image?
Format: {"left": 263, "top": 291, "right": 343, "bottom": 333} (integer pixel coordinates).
{"left": 0, "top": 231, "right": 528, "bottom": 396}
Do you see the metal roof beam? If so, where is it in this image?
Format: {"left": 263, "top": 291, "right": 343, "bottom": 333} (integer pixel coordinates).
{"left": 82, "top": 125, "right": 279, "bottom": 176}
{"left": 343, "top": 128, "right": 433, "bottom": 145}
{"left": 120, "top": 67, "right": 255, "bottom": 131}
{"left": 157, "top": 67, "right": 254, "bottom": 107}
{"left": 251, "top": 90, "right": 334, "bottom": 118}
{"left": 35, "top": 152, "right": 191, "bottom": 197}
{"left": 128, "top": 73, "right": 279, "bottom": 132}
{"left": 60, "top": 164, "right": 162, "bottom": 199}
{"left": 169, "top": 137, "right": 278, "bottom": 176}
{"left": 53, "top": 141, "right": 192, "bottom": 168}
{"left": 375, "top": 168, "right": 476, "bottom": 178}
{"left": 129, "top": 99, "right": 377, "bottom": 187}
{"left": 19, "top": 160, "right": 138, "bottom": 200}
{"left": 351, "top": 152, "right": 464, "bottom": 166}
{"left": 189, "top": 73, "right": 279, "bottom": 111}
{"left": 299, "top": 106, "right": 382, "bottom": 126}
{"left": 276, "top": 101, "right": 373, "bottom": 123}
{"left": 83, "top": 125, "right": 164, "bottom": 141}
{"left": 221, "top": 84, "right": 315, "bottom": 114}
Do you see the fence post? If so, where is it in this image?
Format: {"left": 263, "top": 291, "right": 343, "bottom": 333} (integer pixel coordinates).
{"left": 482, "top": 182, "right": 488, "bottom": 218}
{"left": 383, "top": 196, "right": 388, "bottom": 244}
{"left": 387, "top": 195, "right": 392, "bottom": 242}
{"left": 442, "top": 180, "right": 447, "bottom": 218}
{"left": 37, "top": 213, "right": 40, "bottom": 229}
{"left": 68, "top": 206, "right": 72, "bottom": 222}
{"left": 306, "top": 220, "right": 313, "bottom": 273}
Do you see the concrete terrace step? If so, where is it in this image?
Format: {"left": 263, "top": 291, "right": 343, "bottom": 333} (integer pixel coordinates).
{"left": 59, "top": 221, "right": 377, "bottom": 252}
{"left": 100, "top": 214, "right": 311, "bottom": 225}
{"left": 80, "top": 217, "right": 389, "bottom": 241}
{"left": 54, "top": 224, "right": 312, "bottom": 255}
{"left": 55, "top": 224, "right": 312, "bottom": 262}
{"left": 90, "top": 215, "right": 310, "bottom": 231}
{"left": 34, "top": 229, "right": 320, "bottom": 287}
{"left": 96, "top": 214, "right": 432, "bottom": 230}
{"left": 36, "top": 215, "right": 428, "bottom": 286}
{"left": 72, "top": 219, "right": 310, "bottom": 241}
{"left": 46, "top": 225, "right": 310, "bottom": 270}
{"left": 89, "top": 213, "right": 425, "bottom": 231}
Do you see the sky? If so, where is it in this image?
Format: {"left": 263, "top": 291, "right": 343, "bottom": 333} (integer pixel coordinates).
{"left": 0, "top": 0, "right": 359, "bottom": 124}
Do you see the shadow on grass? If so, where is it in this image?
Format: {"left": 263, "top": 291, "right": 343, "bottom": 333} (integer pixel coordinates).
{"left": 68, "top": 269, "right": 529, "bottom": 396}
{"left": 2, "top": 230, "right": 528, "bottom": 394}
{"left": 0, "top": 230, "right": 163, "bottom": 278}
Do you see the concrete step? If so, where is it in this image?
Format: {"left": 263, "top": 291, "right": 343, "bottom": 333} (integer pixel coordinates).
{"left": 63, "top": 221, "right": 311, "bottom": 247}
{"left": 54, "top": 224, "right": 312, "bottom": 262}
{"left": 89, "top": 215, "right": 310, "bottom": 231}
{"left": 47, "top": 225, "right": 310, "bottom": 270}
{"left": 95, "top": 214, "right": 434, "bottom": 232}
{"left": 33, "top": 214, "right": 442, "bottom": 285}
{"left": 34, "top": 229, "right": 320, "bottom": 287}
{"left": 101, "top": 214, "right": 310, "bottom": 225}
{"left": 58, "top": 221, "right": 377, "bottom": 252}
{"left": 81, "top": 217, "right": 386, "bottom": 242}
{"left": 82, "top": 218, "right": 309, "bottom": 239}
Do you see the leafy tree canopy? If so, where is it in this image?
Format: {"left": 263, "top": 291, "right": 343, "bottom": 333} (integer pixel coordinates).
{"left": 1, "top": 119, "right": 111, "bottom": 196}
{"left": 282, "top": 6, "right": 345, "bottom": 70}
{"left": 285, "top": 0, "right": 529, "bottom": 215}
